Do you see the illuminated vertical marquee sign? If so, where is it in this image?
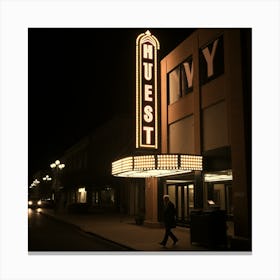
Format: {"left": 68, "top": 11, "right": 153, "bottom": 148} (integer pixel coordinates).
{"left": 136, "top": 30, "right": 160, "bottom": 149}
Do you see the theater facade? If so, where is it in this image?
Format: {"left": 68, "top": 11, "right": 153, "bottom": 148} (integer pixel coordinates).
{"left": 112, "top": 28, "right": 251, "bottom": 244}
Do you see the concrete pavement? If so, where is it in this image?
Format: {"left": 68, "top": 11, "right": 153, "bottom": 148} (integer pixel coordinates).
{"left": 38, "top": 208, "right": 232, "bottom": 251}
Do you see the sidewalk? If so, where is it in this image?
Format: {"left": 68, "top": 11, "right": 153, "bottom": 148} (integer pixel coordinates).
{"left": 39, "top": 208, "right": 229, "bottom": 252}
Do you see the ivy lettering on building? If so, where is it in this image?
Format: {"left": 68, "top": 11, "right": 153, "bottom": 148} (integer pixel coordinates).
{"left": 179, "top": 35, "right": 224, "bottom": 94}
{"left": 199, "top": 35, "right": 224, "bottom": 85}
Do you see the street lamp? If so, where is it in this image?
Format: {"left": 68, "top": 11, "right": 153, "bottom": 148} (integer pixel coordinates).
{"left": 43, "top": 175, "right": 52, "bottom": 181}
{"left": 29, "top": 178, "right": 40, "bottom": 188}
{"left": 50, "top": 160, "right": 65, "bottom": 170}
{"left": 42, "top": 175, "right": 52, "bottom": 201}
{"left": 50, "top": 160, "right": 65, "bottom": 212}
{"left": 29, "top": 179, "right": 41, "bottom": 203}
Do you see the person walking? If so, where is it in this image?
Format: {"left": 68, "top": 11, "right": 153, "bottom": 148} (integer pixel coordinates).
{"left": 159, "top": 195, "right": 178, "bottom": 247}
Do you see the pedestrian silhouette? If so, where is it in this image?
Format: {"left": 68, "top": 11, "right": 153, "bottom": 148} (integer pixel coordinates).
{"left": 159, "top": 195, "right": 178, "bottom": 247}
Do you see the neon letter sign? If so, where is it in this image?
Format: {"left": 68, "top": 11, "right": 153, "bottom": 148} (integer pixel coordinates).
{"left": 136, "top": 30, "right": 160, "bottom": 149}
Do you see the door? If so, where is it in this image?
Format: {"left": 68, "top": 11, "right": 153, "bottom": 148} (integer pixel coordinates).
{"left": 205, "top": 182, "right": 233, "bottom": 218}
{"left": 167, "top": 183, "right": 194, "bottom": 225}
{"left": 225, "top": 184, "right": 233, "bottom": 218}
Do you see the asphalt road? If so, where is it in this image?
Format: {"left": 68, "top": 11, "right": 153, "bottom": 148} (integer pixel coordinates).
{"left": 28, "top": 208, "right": 131, "bottom": 252}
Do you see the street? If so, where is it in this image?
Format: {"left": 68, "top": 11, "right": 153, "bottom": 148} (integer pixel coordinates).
{"left": 28, "top": 208, "right": 132, "bottom": 251}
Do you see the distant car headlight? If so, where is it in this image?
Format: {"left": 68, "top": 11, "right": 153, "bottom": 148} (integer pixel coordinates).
{"left": 37, "top": 200, "right": 42, "bottom": 205}
{"left": 28, "top": 201, "right": 33, "bottom": 205}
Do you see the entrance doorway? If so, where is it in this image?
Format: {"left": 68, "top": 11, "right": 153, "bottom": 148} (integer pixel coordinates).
{"left": 167, "top": 183, "right": 194, "bottom": 225}
{"left": 205, "top": 182, "right": 233, "bottom": 219}
{"left": 204, "top": 170, "right": 233, "bottom": 219}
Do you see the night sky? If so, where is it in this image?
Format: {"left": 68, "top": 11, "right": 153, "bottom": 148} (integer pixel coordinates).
{"left": 28, "top": 28, "right": 195, "bottom": 179}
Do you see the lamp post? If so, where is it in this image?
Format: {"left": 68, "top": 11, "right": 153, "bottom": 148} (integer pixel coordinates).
{"left": 50, "top": 160, "right": 65, "bottom": 212}
{"left": 50, "top": 159, "right": 65, "bottom": 170}
{"left": 29, "top": 178, "right": 40, "bottom": 199}
{"left": 43, "top": 175, "right": 52, "bottom": 181}
{"left": 29, "top": 178, "right": 40, "bottom": 188}
{"left": 42, "top": 175, "right": 52, "bottom": 200}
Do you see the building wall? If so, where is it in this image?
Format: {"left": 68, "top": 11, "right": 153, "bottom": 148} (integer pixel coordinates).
{"left": 59, "top": 115, "right": 136, "bottom": 213}
{"left": 160, "top": 29, "right": 251, "bottom": 240}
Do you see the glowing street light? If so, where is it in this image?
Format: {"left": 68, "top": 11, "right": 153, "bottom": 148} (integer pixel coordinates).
{"left": 43, "top": 175, "right": 52, "bottom": 181}
{"left": 50, "top": 160, "right": 65, "bottom": 211}
{"left": 50, "top": 160, "right": 65, "bottom": 170}
{"left": 29, "top": 178, "right": 40, "bottom": 188}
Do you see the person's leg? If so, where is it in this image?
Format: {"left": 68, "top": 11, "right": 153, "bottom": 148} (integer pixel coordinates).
{"left": 160, "top": 227, "right": 169, "bottom": 246}
{"left": 169, "top": 229, "right": 178, "bottom": 244}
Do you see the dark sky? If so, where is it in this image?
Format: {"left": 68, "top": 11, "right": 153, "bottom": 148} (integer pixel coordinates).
{"left": 28, "top": 28, "right": 195, "bottom": 178}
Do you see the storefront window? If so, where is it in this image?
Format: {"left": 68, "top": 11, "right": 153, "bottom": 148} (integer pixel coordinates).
{"left": 92, "top": 191, "right": 99, "bottom": 205}
{"left": 77, "top": 187, "right": 87, "bottom": 203}
{"left": 205, "top": 181, "right": 233, "bottom": 217}
{"left": 167, "top": 183, "right": 194, "bottom": 224}
{"left": 101, "top": 188, "right": 115, "bottom": 207}
{"left": 188, "top": 184, "right": 194, "bottom": 209}
{"left": 71, "top": 191, "right": 76, "bottom": 203}
{"left": 213, "top": 184, "right": 226, "bottom": 209}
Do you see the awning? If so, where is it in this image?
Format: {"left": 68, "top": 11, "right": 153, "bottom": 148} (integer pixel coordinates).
{"left": 112, "top": 154, "right": 202, "bottom": 178}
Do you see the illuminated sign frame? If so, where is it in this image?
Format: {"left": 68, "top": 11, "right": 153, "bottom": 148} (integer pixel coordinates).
{"left": 112, "top": 154, "right": 203, "bottom": 178}
{"left": 136, "top": 30, "right": 160, "bottom": 149}
{"left": 111, "top": 31, "right": 204, "bottom": 179}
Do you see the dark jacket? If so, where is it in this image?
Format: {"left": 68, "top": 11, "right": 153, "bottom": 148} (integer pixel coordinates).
{"left": 163, "top": 201, "right": 176, "bottom": 228}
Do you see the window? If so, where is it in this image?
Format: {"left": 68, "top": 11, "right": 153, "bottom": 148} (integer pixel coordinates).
{"left": 168, "top": 56, "right": 193, "bottom": 105}
{"left": 101, "top": 188, "right": 115, "bottom": 207}
{"left": 182, "top": 56, "right": 194, "bottom": 95}
{"left": 199, "top": 35, "right": 224, "bottom": 85}
{"left": 169, "top": 115, "right": 194, "bottom": 154}
{"left": 168, "top": 66, "right": 180, "bottom": 104}
{"left": 202, "top": 101, "right": 228, "bottom": 151}
{"left": 77, "top": 187, "right": 87, "bottom": 203}
{"left": 92, "top": 191, "right": 99, "bottom": 205}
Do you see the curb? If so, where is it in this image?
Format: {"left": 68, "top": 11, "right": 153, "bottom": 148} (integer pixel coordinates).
{"left": 40, "top": 211, "right": 136, "bottom": 251}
